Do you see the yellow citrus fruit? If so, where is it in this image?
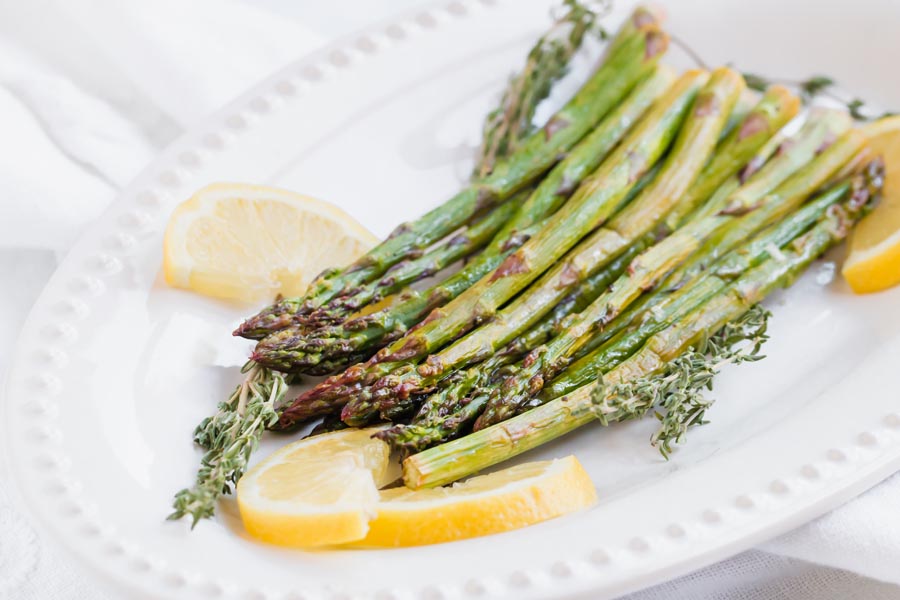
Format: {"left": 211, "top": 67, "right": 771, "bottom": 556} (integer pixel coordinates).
{"left": 163, "top": 183, "right": 377, "bottom": 302}
{"left": 842, "top": 117, "right": 900, "bottom": 293}
{"left": 236, "top": 428, "right": 390, "bottom": 548}
{"left": 237, "top": 426, "right": 596, "bottom": 548}
{"left": 354, "top": 455, "right": 597, "bottom": 547}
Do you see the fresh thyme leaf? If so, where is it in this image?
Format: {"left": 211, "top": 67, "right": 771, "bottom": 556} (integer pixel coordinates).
{"left": 798, "top": 75, "right": 835, "bottom": 100}
{"left": 835, "top": 97, "right": 895, "bottom": 122}
{"left": 473, "top": 0, "right": 612, "bottom": 178}
{"left": 742, "top": 72, "right": 770, "bottom": 93}
{"left": 170, "top": 362, "right": 288, "bottom": 527}
{"left": 741, "top": 72, "right": 838, "bottom": 103}
{"left": 739, "top": 71, "right": 898, "bottom": 121}
{"left": 590, "top": 305, "right": 771, "bottom": 458}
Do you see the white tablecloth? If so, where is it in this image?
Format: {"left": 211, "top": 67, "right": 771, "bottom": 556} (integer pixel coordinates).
{"left": 1, "top": 1, "right": 899, "bottom": 598}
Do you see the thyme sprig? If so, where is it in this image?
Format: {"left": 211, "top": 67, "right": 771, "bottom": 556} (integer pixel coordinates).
{"left": 474, "top": 0, "right": 612, "bottom": 178}
{"left": 743, "top": 73, "right": 894, "bottom": 121}
{"left": 169, "top": 362, "right": 289, "bottom": 527}
{"left": 668, "top": 33, "right": 893, "bottom": 121}
{"left": 591, "top": 305, "right": 771, "bottom": 458}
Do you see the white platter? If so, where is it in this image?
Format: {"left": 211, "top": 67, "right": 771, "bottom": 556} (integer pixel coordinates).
{"left": 4, "top": 0, "right": 900, "bottom": 598}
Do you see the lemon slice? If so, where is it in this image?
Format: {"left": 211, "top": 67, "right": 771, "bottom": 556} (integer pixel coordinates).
{"left": 238, "top": 426, "right": 596, "bottom": 548}
{"left": 236, "top": 428, "right": 389, "bottom": 548}
{"left": 355, "top": 455, "right": 597, "bottom": 547}
{"left": 842, "top": 117, "right": 900, "bottom": 293}
{"left": 163, "top": 183, "right": 377, "bottom": 302}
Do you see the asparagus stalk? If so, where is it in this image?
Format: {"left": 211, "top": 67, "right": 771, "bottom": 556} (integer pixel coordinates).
{"left": 338, "top": 69, "right": 749, "bottom": 426}
{"left": 370, "top": 89, "right": 800, "bottom": 445}
{"left": 251, "top": 63, "right": 675, "bottom": 364}
{"left": 560, "top": 118, "right": 862, "bottom": 354}
{"left": 550, "top": 109, "right": 853, "bottom": 369}
{"left": 278, "top": 167, "right": 659, "bottom": 378}
{"left": 668, "top": 123, "right": 862, "bottom": 291}
{"left": 174, "top": 6, "right": 661, "bottom": 525}
{"left": 537, "top": 160, "right": 881, "bottom": 402}
{"left": 473, "top": 200, "right": 752, "bottom": 429}
{"left": 306, "top": 198, "right": 521, "bottom": 329}
{"left": 269, "top": 68, "right": 705, "bottom": 428}
{"left": 402, "top": 178, "right": 878, "bottom": 488}
{"left": 658, "top": 86, "right": 799, "bottom": 232}
{"left": 289, "top": 64, "right": 676, "bottom": 343}
{"left": 238, "top": 8, "right": 660, "bottom": 341}
{"left": 297, "top": 19, "right": 668, "bottom": 313}
{"left": 268, "top": 0, "right": 616, "bottom": 336}
{"left": 242, "top": 89, "right": 792, "bottom": 344}
{"left": 386, "top": 159, "right": 883, "bottom": 450}
{"left": 331, "top": 69, "right": 712, "bottom": 426}
{"left": 411, "top": 78, "right": 790, "bottom": 384}
{"left": 375, "top": 234, "right": 650, "bottom": 453}
{"left": 174, "top": 130, "right": 521, "bottom": 524}
{"left": 383, "top": 70, "right": 710, "bottom": 360}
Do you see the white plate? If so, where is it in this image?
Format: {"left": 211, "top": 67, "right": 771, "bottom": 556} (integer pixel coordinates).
{"left": 4, "top": 0, "right": 900, "bottom": 598}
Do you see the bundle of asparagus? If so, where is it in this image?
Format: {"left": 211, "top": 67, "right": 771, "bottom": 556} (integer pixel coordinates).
{"left": 172, "top": 1, "right": 884, "bottom": 525}
{"left": 173, "top": 0, "right": 624, "bottom": 523}
{"left": 238, "top": 4, "right": 662, "bottom": 345}
{"left": 403, "top": 159, "right": 882, "bottom": 488}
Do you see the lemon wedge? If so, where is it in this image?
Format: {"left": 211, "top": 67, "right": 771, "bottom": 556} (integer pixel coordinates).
{"left": 237, "top": 427, "right": 596, "bottom": 548}
{"left": 355, "top": 455, "right": 597, "bottom": 547}
{"left": 163, "top": 183, "right": 377, "bottom": 302}
{"left": 842, "top": 117, "right": 900, "bottom": 293}
{"left": 236, "top": 428, "right": 390, "bottom": 548}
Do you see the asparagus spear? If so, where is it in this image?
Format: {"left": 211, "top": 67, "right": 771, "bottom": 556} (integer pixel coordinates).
{"left": 668, "top": 122, "right": 861, "bottom": 291}
{"left": 491, "top": 157, "right": 876, "bottom": 422}
{"left": 402, "top": 80, "right": 791, "bottom": 386}
{"left": 250, "top": 63, "right": 675, "bottom": 362}
{"left": 480, "top": 113, "right": 859, "bottom": 421}
{"left": 548, "top": 109, "right": 853, "bottom": 369}
{"left": 337, "top": 69, "right": 748, "bottom": 425}
{"left": 243, "top": 89, "right": 794, "bottom": 346}
{"left": 473, "top": 207, "right": 746, "bottom": 429}
{"left": 172, "top": 6, "right": 660, "bottom": 525}
{"left": 657, "top": 86, "right": 800, "bottom": 232}
{"left": 174, "top": 91, "right": 535, "bottom": 525}
{"left": 255, "top": 65, "right": 684, "bottom": 427}
{"left": 237, "top": 9, "right": 659, "bottom": 341}
{"left": 238, "top": 7, "right": 664, "bottom": 343}
{"left": 293, "top": 18, "right": 668, "bottom": 313}
{"left": 544, "top": 140, "right": 863, "bottom": 399}
{"left": 379, "top": 70, "right": 712, "bottom": 361}
{"left": 402, "top": 174, "right": 880, "bottom": 488}
{"left": 235, "top": 187, "right": 534, "bottom": 341}
{"left": 385, "top": 158, "right": 882, "bottom": 451}
{"left": 379, "top": 162, "right": 883, "bottom": 456}
{"left": 261, "top": 165, "right": 660, "bottom": 378}
{"left": 306, "top": 198, "right": 521, "bottom": 328}
{"left": 373, "top": 88, "right": 800, "bottom": 445}
{"left": 291, "top": 68, "right": 705, "bottom": 428}
{"left": 375, "top": 234, "right": 649, "bottom": 453}
{"left": 240, "top": 1, "right": 612, "bottom": 339}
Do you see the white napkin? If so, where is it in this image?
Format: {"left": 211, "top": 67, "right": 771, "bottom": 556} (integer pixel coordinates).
{"left": 0, "top": 0, "right": 326, "bottom": 250}
{"left": 762, "top": 473, "right": 900, "bottom": 585}
{"left": 0, "top": 1, "right": 898, "bottom": 599}
{"left": 0, "top": 1, "right": 323, "bottom": 598}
